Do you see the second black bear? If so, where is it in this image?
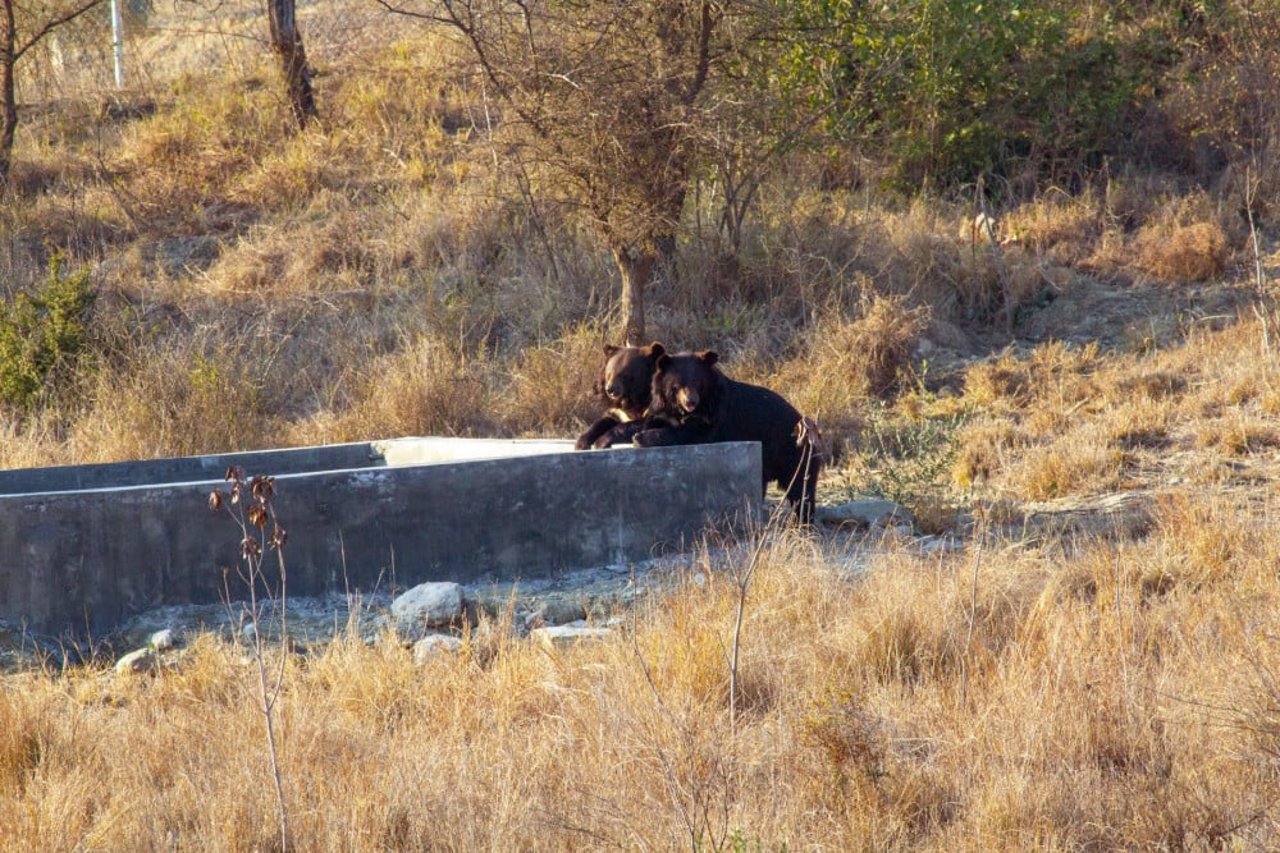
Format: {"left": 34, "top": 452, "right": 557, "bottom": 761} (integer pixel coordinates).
{"left": 575, "top": 341, "right": 666, "bottom": 450}
{"left": 635, "top": 350, "right": 821, "bottom": 522}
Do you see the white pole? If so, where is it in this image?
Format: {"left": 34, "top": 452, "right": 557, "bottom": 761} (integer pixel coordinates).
{"left": 110, "top": 0, "right": 124, "bottom": 88}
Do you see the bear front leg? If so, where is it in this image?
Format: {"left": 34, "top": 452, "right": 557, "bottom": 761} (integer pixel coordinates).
{"left": 576, "top": 415, "right": 621, "bottom": 450}
{"left": 632, "top": 426, "right": 681, "bottom": 447}
{"left": 633, "top": 420, "right": 708, "bottom": 448}
{"left": 593, "top": 420, "right": 643, "bottom": 449}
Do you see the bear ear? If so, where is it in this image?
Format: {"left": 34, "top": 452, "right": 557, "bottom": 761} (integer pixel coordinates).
{"left": 603, "top": 344, "right": 621, "bottom": 357}
{"left": 645, "top": 341, "right": 665, "bottom": 358}
{"left": 655, "top": 353, "right": 672, "bottom": 371}
{"left": 698, "top": 350, "right": 719, "bottom": 367}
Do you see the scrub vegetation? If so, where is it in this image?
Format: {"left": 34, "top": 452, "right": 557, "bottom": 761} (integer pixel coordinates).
{"left": 4, "top": 0, "right": 1280, "bottom": 847}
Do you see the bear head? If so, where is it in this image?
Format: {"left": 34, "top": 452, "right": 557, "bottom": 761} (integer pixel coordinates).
{"left": 653, "top": 350, "right": 720, "bottom": 416}
{"left": 595, "top": 341, "right": 666, "bottom": 419}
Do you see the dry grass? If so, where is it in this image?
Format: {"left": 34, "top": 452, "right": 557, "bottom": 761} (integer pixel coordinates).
{"left": 771, "top": 294, "right": 928, "bottom": 457}
{"left": 1135, "top": 221, "right": 1232, "bottom": 283}
{"left": 944, "top": 313, "right": 1280, "bottom": 503}
{"left": 5, "top": 495, "right": 1280, "bottom": 848}
{"left": 6, "top": 17, "right": 1280, "bottom": 849}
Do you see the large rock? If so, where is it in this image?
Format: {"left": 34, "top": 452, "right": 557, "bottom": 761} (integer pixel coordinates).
{"left": 149, "top": 628, "right": 180, "bottom": 651}
{"left": 531, "top": 624, "right": 612, "bottom": 649}
{"left": 816, "top": 499, "right": 913, "bottom": 530}
{"left": 391, "top": 582, "right": 464, "bottom": 639}
{"left": 412, "top": 633, "right": 463, "bottom": 664}
{"left": 115, "top": 647, "right": 157, "bottom": 675}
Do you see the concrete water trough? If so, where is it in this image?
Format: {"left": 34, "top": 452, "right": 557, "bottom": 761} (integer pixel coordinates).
{"left": 0, "top": 438, "right": 762, "bottom": 639}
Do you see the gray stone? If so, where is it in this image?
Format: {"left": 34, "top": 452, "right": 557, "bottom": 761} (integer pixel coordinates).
{"left": 919, "top": 536, "right": 965, "bottom": 555}
{"left": 412, "top": 634, "right": 463, "bottom": 664}
{"left": 392, "top": 582, "right": 464, "bottom": 638}
{"left": 149, "top": 628, "right": 179, "bottom": 650}
{"left": 816, "top": 499, "right": 914, "bottom": 529}
{"left": 115, "top": 647, "right": 157, "bottom": 675}
{"left": 531, "top": 625, "right": 612, "bottom": 648}
{"left": 536, "top": 593, "right": 587, "bottom": 626}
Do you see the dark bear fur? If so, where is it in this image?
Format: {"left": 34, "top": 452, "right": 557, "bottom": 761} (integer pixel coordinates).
{"left": 575, "top": 341, "right": 666, "bottom": 450}
{"left": 634, "top": 350, "right": 821, "bottom": 522}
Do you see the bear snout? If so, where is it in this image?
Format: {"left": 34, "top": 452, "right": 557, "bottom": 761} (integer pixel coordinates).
{"left": 605, "top": 381, "right": 624, "bottom": 399}
{"left": 677, "top": 389, "right": 700, "bottom": 412}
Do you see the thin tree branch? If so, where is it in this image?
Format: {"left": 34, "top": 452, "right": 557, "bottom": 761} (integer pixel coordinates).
{"left": 15, "top": 0, "right": 103, "bottom": 61}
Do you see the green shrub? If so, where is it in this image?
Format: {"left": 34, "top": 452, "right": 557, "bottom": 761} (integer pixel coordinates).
{"left": 776, "top": 0, "right": 1161, "bottom": 189}
{"left": 0, "top": 255, "right": 95, "bottom": 411}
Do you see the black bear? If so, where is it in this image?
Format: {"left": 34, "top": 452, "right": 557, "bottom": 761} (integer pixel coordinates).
{"left": 575, "top": 341, "right": 666, "bottom": 450}
{"left": 634, "top": 350, "right": 822, "bottom": 522}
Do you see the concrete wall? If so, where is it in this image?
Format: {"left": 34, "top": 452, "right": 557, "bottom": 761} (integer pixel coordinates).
{"left": 0, "top": 441, "right": 761, "bottom": 638}
{"left": 374, "top": 437, "right": 585, "bottom": 466}
{"left": 0, "top": 442, "right": 382, "bottom": 495}
{"left": 0, "top": 437, "right": 604, "bottom": 495}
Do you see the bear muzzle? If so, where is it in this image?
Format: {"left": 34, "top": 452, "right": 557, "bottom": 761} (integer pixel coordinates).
{"left": 677, "top": 389, "right": 700, "bottom": 412}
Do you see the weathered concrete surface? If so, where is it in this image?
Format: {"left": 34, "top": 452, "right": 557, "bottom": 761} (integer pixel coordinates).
{"left": 0, "top": 442, "right": 761, "bottom": 638}
{"left": 0, "top": 437, "right": 609, "bottom": 495}
{"left": 375, "top": 437, "right": 581, "bottom": 466}
{"left": 0, "top": 441, "right": 381, "bottom": 495}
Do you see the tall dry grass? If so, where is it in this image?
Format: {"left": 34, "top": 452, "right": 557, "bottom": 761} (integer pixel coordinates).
{"left": 949, "top": 311, "right": 1280, "bottom": 503}
{"left": 3, "top": 16, "right": 1280, "bottom": 849}
{"left": 4, "top": 491, "right": 1280, "bottom": 848}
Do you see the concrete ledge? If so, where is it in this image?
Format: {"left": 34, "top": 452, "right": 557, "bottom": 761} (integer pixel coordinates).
{"left": 375, "top": 437, "right": 580, "bottom": 466}
{"left": 0, "top": 437, "right": 583, "bottom": 496}
{"left": 0, "top": 442, "right": 382, "bottom": 495}
{"left": 1, "top": 440, "right": 761, "bottom": 638}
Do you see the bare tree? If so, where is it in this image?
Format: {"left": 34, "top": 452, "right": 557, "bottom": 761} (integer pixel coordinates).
{"left": 379, "top": 0, "right": 735, "bottom": 343}
{"left": 266, "top": 0, "right": 316, "bottom": 130}
{"left": 0, "top": 0, "right": 101, "bottom": 188}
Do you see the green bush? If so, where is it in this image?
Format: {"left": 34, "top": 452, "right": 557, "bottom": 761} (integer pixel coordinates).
{"left": 776, "top": 0, "right": 1165, "bottom": 189}
{"left": 0, "top": 255, "right": 96, "bottom": 411}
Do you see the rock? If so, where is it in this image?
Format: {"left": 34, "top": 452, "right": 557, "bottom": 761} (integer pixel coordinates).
{"left": 412, "top": 634, "right": 463, "bottom": 664}
{"left": 149, "top": 628, "right": 179, "bottom": 651}
{"left": 531, "top": 625, "right": 612, "bottom": 648}
{"left": 919, "top": 536, "right": 965, "bottom": 555}
{"left": 391, "top": 582, "right": 464, "bottom": 639}
{"left": 537, "top": 593, "right": 587, "bottom": 626}
{"left": 816, "top": 499, "right": 914, "bottom": 530}
{"left": 115, "top": 647, "right": 157, "bottom": 675}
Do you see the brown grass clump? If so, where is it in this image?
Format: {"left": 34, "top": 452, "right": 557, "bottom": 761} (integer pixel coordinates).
{"left": 65, "top": 343, "right": 277, "bottom": 462}
{"left": 962, "top": 341, "right": 1100, "bottom": 414}
{"left": 1134, "top": 221, "right": 1231, "bottom": 283}
{"left": 1194, "top": 414, "right": 1280, "bottom": 456}
{"left": 496, "top": 325, "right": 605, "bottom": 436}
{"left": 951, "top": 417, "right": 1022, "bottom": 489}
{"left": 1006, "top": 424, "right": 1129, "bottom": 500}
{"left": 293, "top": 335, "right": 501, "bottom": 444}
{"left": 1001, "top": 189, "right": 1104, "bottom": 265}
{"left": 772, "top": 294, "right": 928, "bottom": 456}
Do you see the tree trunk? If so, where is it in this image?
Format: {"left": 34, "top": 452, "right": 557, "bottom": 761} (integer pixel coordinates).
{"left": 652, "top": 169, "right": 687, "bottom": 290}
{"left": 613, "top": 244, "right": 655, "bottom": 345}
{"left": 267, "top": 0, "right": 316, "bottom": 130}
{"left": 653, "top": 232, "right": 678, "bottom": 290}
{"left": 0, "top": 0, "right": 16, "bottom": 188}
